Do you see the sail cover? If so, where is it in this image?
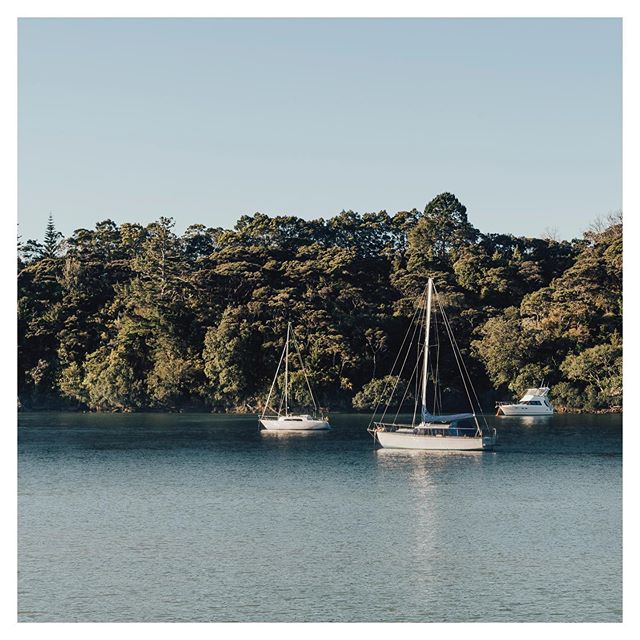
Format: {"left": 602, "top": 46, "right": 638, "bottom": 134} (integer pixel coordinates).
{"left": 421, "top": 407, "right": 474, "bottom": 424}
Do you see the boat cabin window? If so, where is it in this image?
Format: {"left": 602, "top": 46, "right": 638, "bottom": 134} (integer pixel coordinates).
{"left": 526, "top": 400, "right": 542, "bottom": 405}
{"left": 284, "top": 418, "right": 303, "bottom": 421}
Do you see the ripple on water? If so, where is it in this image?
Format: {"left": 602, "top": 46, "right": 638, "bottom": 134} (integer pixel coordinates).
{"left": 18, "top": 412, "right": 622, "bottom": 622}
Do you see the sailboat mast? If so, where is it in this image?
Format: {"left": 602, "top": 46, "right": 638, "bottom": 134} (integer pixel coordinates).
{"left": 284, "top": 322, "right": 290, "bottom": 416}
{"left": 421, "top": 278, "right": 433, "bottom": 418}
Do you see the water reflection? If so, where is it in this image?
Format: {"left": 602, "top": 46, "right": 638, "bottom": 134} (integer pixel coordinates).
{"left": 19, "top": 412, "right": 622, "bottom": 622}
{"left": 375, "top": 447, "right": 484, "bottom": 466}
{"left": 498, "top": 415, "right": 554, "bottom": 427}
{"left": 259, "top": 429, "right": 330, "bottom": 439}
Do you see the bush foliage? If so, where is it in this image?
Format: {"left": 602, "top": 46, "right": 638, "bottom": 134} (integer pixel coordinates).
{"left": 18, "top": 194, "right": 622, "bottom": 412}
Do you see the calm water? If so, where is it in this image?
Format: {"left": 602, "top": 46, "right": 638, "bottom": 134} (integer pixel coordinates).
{"left": 18, "top": 412, "right": 622, "bottom": 622}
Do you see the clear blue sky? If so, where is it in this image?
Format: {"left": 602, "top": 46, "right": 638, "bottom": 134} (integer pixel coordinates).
{"left": 18, "top": 18, "right": 621, "bottom": 242}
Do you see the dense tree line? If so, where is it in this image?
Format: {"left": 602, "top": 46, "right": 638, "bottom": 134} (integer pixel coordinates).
{"left": 17, "top": 194, "right": 622, "bottom": 413}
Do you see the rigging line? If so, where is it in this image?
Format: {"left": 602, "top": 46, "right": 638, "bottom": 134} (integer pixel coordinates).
{"left": 424, "top": 301, "right": 438, "bottom": 414}
{"left": 368, "top": 292, "right": 423, "bottom": 427}
{"left": 442, "top": 294, "right": 489, "bottom": 433}
{"left": 428, "top": 352, "right": 439, "bottom": 415}
{"left": 437, "top": 296, "right": 489, "bottom": 432}
{"left": 278, "top": 385, "right": 285, "bottom": 415}
{"left": 393, "top": 334, "right": 424, "bottom": 425}
{"left": 291, "top": 328, "right": 319, "bottom": 413}
{"left": 433, "top": 308, "right": 442, "bottom": 415}
{"left": 428, "top": 307, "right": 443, "bottom": 416}
{"left": 379, "top": 290, "right": 425, "bottom": 424}
{"left": 433, "top": 285, "right": 479, "bottom": 431}
{"left": 427, "top": 360, "right": 435, "bottom": 411}
{"left": 262, "top": 336, "right": 288, "bottom": 418}
{"left": 369, "top": 300, "right": 420, "bottom": 425}
{"left": 437, "top": 299, "right": 474, "bottom": 413}
{"left": 412, "top": 304, "right": 423, "bottom": 427}
{"left": 437, "top": 315, "right": 443, "bottom": 414}
{"left": 282, "top": 324, "right": 291, "bottom": 416}
{"left": 379, "top": 307, "right": 423, "bottom": 424}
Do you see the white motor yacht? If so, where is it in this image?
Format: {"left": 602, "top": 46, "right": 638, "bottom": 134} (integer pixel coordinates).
{"left": 496, "top": 387, "right": 554, "bottom": 416}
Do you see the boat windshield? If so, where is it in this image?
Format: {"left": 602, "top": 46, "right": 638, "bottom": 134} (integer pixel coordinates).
{"left": 524, "top": 387, "right": 549, "bottom": 396}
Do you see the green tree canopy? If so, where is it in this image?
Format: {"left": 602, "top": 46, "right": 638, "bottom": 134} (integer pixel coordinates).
{"left": 17, "top": 200, "right": 621, "bottom": 412}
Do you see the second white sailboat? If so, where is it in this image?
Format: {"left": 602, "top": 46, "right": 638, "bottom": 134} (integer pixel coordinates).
{"left": 259, "top": 323, "right": 330, "bottom": 431}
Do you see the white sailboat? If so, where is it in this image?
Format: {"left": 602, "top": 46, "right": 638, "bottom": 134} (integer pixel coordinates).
{"left": 496, "top": 386, "right": 554, "bottom": 416}
{"left": 368, "top": 278, "right": 496, "bottom": 451}
{"left": 259, "top": 323, "right": 330, "bottom": 431}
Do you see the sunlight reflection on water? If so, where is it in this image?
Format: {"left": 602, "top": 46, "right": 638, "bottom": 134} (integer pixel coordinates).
{"left": 19, "top": 411, "right": 621, "bottom": 622}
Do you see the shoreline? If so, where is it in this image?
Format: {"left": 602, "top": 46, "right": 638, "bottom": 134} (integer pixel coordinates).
{"left": 17, "top": 406, "right": 623, "bottom": 416}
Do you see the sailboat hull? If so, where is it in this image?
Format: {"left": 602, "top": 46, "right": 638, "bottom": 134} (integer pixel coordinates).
{"left": 260, "top": 416, "right": 330, "bottom": 431}
{"left": 375, "top": 430, "right": 495, "bottom": 451}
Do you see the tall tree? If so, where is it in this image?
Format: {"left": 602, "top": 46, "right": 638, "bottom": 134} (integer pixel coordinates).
{"left": 42, "top": 213, "right": 63, "bottom": 259}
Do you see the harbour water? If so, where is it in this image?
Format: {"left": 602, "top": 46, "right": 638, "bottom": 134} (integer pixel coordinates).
{"left": 18, "top": 412, "right": 622, "bottom": 622}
